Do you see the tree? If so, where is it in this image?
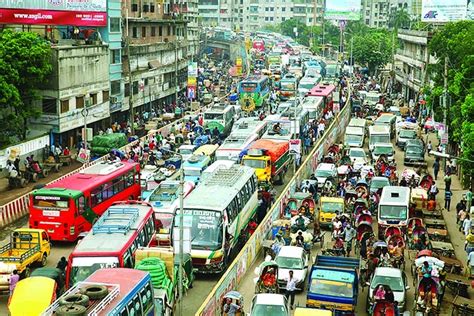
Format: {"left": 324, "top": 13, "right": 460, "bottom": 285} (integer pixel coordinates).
{"left": 0, "top": 30, "right": 52, "bottom": 143}
{"left": 351, "top": 30, "right": 393, "bottom": 74}
{"left": 279, "top": 19, "right": 307, "bottom": 41}
{"left": 388, "top": 9, "right": 411, "bottom": 30}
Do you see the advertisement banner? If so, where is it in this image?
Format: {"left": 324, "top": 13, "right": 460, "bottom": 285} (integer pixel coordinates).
{"left": 289, "top": 139, "right": 302, "bottom": 155}
{"left": 421, "top": 0, "right": 472, "bottom": 22}
{"left": 0, "top": 0, "right": 107, "bottom": 12}
{"left": 0, "top": 8, "right": 107, "bottom": 26}
{"left": 187, "top": 61, "right": 198, "bottom": 101}
{"left": 325, "top": 0, "right": 361, "bottom": 20}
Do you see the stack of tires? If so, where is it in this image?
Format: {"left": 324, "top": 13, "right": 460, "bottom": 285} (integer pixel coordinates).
{"left": 135, "top": 257, "right": 175, "bottom": 299}
{"left": 54, "top": 285, "right": 109, "bottom": 316}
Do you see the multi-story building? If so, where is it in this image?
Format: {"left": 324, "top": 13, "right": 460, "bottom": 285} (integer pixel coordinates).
{"left": 122, "top": 0, "right": 188, "bottom": 120}
{"left": 182, "top": 0, "right": 200, "bottom": 59}
{"left": 362, "top": 0, "right": 423, "bottom": 28}
{"left": 394, "top": 29, "right": 436, "bottom": 101}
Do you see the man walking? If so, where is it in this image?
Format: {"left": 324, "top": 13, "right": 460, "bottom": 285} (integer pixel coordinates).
{"left": 433, "top": 158, "right": 440, "bottom": 179}
{"left": 444, "top": 172, "right": 452, "bottom": 192}
{"left": 285, "top": 270, "right": 299, "bottom": 310}
{"left": 466, "top": 188, "right": 473, "bottom": 213}
{"left": 445, "top": 190, "right": 452, "bottom": 212}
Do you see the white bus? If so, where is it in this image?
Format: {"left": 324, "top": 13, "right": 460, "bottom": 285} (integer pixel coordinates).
{"left": 203, "top": 103, "right": 235, "bottom": 136}
{"left": 231, "top": 117, "right": 268, "bottom": 139}
{"left": 301, "top": 96, "right": 324, "bottom": 121}
{"left": 177, "top": 165, "right": 258, "bottom": 273}
{"left": 377, "top": 186, "right": 410, "bottom": 239}
{"left": 216, "top": 134, "right": 257, "bottom": 162}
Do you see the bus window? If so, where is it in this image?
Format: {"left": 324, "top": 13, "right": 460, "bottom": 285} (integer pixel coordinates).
{"left": 139, "top": 283, "right": 154, "bottom": 313}
{"left": 124, "top": 248, "right": 134, "bottom": 268}
{"left": 77, "top": 196, "right": 86, "bottom": 215}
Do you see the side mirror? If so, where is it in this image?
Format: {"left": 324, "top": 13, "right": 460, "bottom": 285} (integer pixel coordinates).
{"left": 405, "top": 286, "right": 410, "bottom": 290}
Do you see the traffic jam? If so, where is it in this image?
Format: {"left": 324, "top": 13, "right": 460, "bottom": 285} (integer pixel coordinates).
{"left": 1, "top": 29, "right": 472, "bottom": 316}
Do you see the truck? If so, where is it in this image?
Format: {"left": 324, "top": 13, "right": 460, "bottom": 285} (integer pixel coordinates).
{"left": 0, "top": 229, "right": 51, "bottom": 290}
{"left": 241, "top": 139, "right": 290, "bottom": 185}
{"left": 306, "top": 255, "right": 360, "bottom": 314}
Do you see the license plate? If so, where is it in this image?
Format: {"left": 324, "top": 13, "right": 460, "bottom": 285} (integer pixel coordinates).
{"left": 43, "top": 210, "right": 60, "bottom": 217}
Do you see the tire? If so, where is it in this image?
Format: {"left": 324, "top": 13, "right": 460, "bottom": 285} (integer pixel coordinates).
{"left": 54, "top": 164, "right": 61, "bottom": 172}
{"left": 40, "top": 253, "right": 47, "bottom": 267}
{"left": 43, "top": 169, "right": 49, "bottom": 177}
{"left": 55, "top": 304, "right": 87, "bottom": 316}
{"left": 59, "top": 294, "right": 89, "bottom": 307}
{"left": 79, "top": 284, "right": 109, "bottom": 300}
{"left": 21, "top": 266, "right": 31, "bottom": 278}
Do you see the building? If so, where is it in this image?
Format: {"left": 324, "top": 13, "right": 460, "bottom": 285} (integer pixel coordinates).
{"left": 362, "top": 0, "right": 422, "bottom": 28}
{"left": 182, "top": 0, "right": 200, "bottom": 60}
{"left": 121, "top": 0, "right": 188, "bottom": 122}
{"left": 394, "top": 29, "right": 436, "bottom": 101}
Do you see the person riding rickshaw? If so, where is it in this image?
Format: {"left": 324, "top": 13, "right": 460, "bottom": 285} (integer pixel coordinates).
{"left": 410, "top": 225, "right": 430, "bottom": 251}
{"left": 354, "top": 199, "right": 370, "bottom": 218}
{"left": 387, "top": 235, "right": 406, "bottom": 269}
{"left": 370, "top": 285, "right": 399, "bottom": 316}
{"left": 384, "top": 226, "right": 402, "bottom": 241}
{"left": 356, "top": 223, "right": 374, "bottom": 255}
{"left": 407, "top": 218, "right": 424, "bottom": 236}
{"left": 301, "top": 197, "right": 316, "bottom": 218}
{"left": 420, "top": 174, "right": 434, "bottom": 192}
{"left": 355, "top": 180, "right": 369, "bottom": 199}
{"left": 284, "top": 197, "right": 299, "bottom": 218}
{"left": 222, "top": 291, "right": 243, "bottom": 316}
{"left": 255, "top": 261, "right": 279, "bottom": 294}
{"left": 414, "top": 258, "right": 444, "bottom": 314}
{"left": 372, "top": 241, "right": 391, "bottom": 266}
{"left": 344, "top": 189, "right": 358, "bottom": 208}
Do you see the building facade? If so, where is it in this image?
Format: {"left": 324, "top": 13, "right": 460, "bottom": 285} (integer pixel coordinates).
{"left": 362, "top": 0, "right": 422, "bottom": 28}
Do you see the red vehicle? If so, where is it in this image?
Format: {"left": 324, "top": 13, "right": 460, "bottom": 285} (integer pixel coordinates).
{"left": 65, "top": 201, "right": 156, "bottom": 288}
{"left": 29, "top": 161, "right": 141, "bottom": 241}
{"left": 253, "top": 40, "right": 265, "bottom": 52}
{"left": 307, "top": 83, "right": 336, "bottom": 111}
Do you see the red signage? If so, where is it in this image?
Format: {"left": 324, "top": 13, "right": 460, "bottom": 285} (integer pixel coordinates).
{"left": 0, "top": 8, "right": 107, "bottom": 26}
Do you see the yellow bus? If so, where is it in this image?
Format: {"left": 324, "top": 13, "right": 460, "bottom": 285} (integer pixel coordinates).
{"left": 295, "top": 307, "right": 333, "bottom": 316}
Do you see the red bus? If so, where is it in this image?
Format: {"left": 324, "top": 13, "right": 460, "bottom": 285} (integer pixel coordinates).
{"left": 307, "top": 83, "right": 336, "bottom": 111}
{"left": 253, "top": 40, "right": 265, "bottom": 52}
{"left": 65, "top": 201, "right": 156, "bottom": 288}
{"left": 29, "top": 161, "right": 141, "bottom": 242}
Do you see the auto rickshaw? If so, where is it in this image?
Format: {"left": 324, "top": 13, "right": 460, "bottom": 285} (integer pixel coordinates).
{"left": 254, "top": 261, "right": 279, "bottom": 294}
{"left": 8, "top": 276, "right": 57, "bottom": 316}
{"left": 222, "top": 291, "right": 243, "bottom": 316}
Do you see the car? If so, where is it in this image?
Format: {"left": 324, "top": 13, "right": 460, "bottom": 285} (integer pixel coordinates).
{"left": 314, "top": 163, "right": 337, "bottom": 190}
{"left": 250, "top": 294, "right": 289, "bottom": 316}
{"left": 396, "top": 128, "right": 418, "bottom": 149}
{"left": 371, "top": 143, "right": 395, "bottom": 162}
{"left": 405, "top": 138, "right": 425, "bottom": 149}
{"left": 275, "top": 246, "right": 309, "bottom": 290}
{"left": 348, "top": 148, "right": 368, "bottom": 170}
{"left": 404, "top": 143, "right": 426, "bottom": 166}
{"left": 370, "top": 176, "right": 391, "bottom": 193}
{"left": 367, "top": 267, "right": 409, "bottom": 311}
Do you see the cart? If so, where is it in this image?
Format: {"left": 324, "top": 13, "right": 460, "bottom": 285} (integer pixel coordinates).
{"left": 59, "top": 154, "right": 73, "bottom": 166}
{"left": 431, "top": 241, "right": 455, "bottom": 257}
{"left": 452, "top": 295, "right": 474, "bottom": 315}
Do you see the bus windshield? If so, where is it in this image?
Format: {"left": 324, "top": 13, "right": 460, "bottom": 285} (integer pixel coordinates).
{"left": 321, "top": 202, "right": 343, "bottom": 213}
{"left": 32, "top": 196, "right": 69, "bottom": 209}
{"left": 204, "top": 113, "right": 224, "bottom": 120}
{"left": 379, "top": 205, "right": 408, "bottom": 220}
{"left": 346, "top": 135, "right": 363, "bottom": 143}
{"left": 70, "top": 257, "right": 119, "bottom": 285}
{"left": 243, "top": 159, "right": 267, "bottom": 169}
{"left": 309, "top": 279, "right": 353, "bottom": 298}
{"left": 241, "top": 82, "right": 257, "bottom": 93}
{"left": 184, "top": 168, "right": 202, "bottom": 177}
{"left": 187, "top": 210, "right": 223, "bottom": 251}
{"left": 371, "top": 135, "right": 390, "bottom": 144}
{"left": 281, "top": 82, "right": 296, "bottom": 91}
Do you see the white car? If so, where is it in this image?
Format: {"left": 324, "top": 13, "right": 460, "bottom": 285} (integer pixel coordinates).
{"left": 250, "top": 294, "right": 289, "bottom": 316}
{"left": 348, "top": 148, "right": 368, "bottom": 170}
{"left": 367, "top": 267, "right": 409, "bottom": 311}
{"left": 275, "top": 246, "right": 309, "bottom": 290}
{"left": 314, "top": 163, "right": 337, "bottom": 190}
{"left": 371, "top": 143, "right": 395, "bottom": 162}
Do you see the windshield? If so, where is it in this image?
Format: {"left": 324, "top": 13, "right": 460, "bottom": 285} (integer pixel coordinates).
{"left": 33, "top": 195, "right": 69, "bottom": 209}
{"left": 379, "top": 205, "right": 408, "bottom": 221}
{"left": 281, "top": 82, "right": 296, "bottom": 90}
{"left": 156, "top": 213, "right": 174, "bottom": 233}
{"left": 309, "top": 279, "right": 353, "bottom": 298}
{"left": 399, "top": 130, "right": 416, "bottom": 138}
{"left": 350, "top": 150, "right": 366, "bottom": 158}
{"left": 371, "top": 275, "right": 404, "bottom": 292}
{"left": 251, "top": 305, "right": 287, "bottom": 316}
{"left": 326, "top": 65, "right": 337, "bottom": 76}
{"left": 373, "top": 146, "right": 394, "bottom": 155}
{"left": 70, "top": 257, "right": 119, "bottom": 285}
{"left": 243, "top": 159, "right": 267, "bottom": 169}
{"left": 241, "top": 82, "right": 257, "bottom": 92}
{"left": 371, "top": 179, "right": 389, "bottom": 189}
{"left": 370, "top": 135, "right": 390, "bottom": 144}
{"left": 406, "top": 146, "right": 423, "bottom": 155}
{"left": 299, "top": 83, "right": 315, "bottom": 90}
{"left": 276, "top": 256, "right": 303, "bottom": 269}
{"left": 184, "top": 168, "right": 202, "bottom": 177}
{"left": 346, "top": 135, "right": 363, "bottom": 143}
{"left": 315, "top": 169, "right": 333, "bottom": 178}
{"left": 179, "top": 210, "right": 223, "bottom": 250}
{"left": 204, "top": 113, "right": 224, "bottom": 120}
{"left": 321, "top": 201, "right": 343, "bottom": 213}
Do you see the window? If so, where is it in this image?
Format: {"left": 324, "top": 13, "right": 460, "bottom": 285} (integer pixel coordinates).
{"left": 151, "top": 26, "right": 156, "bottom": 37}
{"left": 76, "top": 96, "right": 84, "bottom": 109}
{"left": 150, "top": 3, "right": 155, "bottom": 12}
{"left": 167, "top": 26, "right": 171, "bottom": 35}
{"left": 132, "top": 2, "right": 138, "bottom": 11}
{"left": 90, "top": 93, "right": 97, "bottom": 105}
{"left": 42, "top": 98, "right": 57, "bottom": 114}
{"left": 143, "top": 3, "right": 149, "bottom": 12}
{"left": 111, "top": 80, "right": 121, "bottom": 96}
{"left": 265, "top": 7, "right": 269, "bottom": 11}
{"left": 133, "top": 81, "right": 139, "bottom": 95}
{"left": 159, "top": 26, "right": 163, "bottom": 36}
{"left": 124, "top": 83, "right": 130, "bottom": 97}
{"left": 77, "top": 196, "right": 86, "bottom": 215}
{"left": 270, "top": 7, "right": 274, "bottom": 11}
{"left": 61, "top": 99, "right": 69, "bottom": 113}
{"left": 132, "top": 27, "right": 138, "bottom": 38}
{"left": 265, "top": 17, "right": 268, "bottom": 21}
{"left": 109, "top": 17, "right": 121, "bottom": 32}
{"left": 110, "top": 49, "right": 121, "bottom": 64}
{"left": 281, "top": 7, "right": 285, "bottom": 11}
{"left": 142, "top": 26, "right": 146, "bottom": 37}
{"left": 103, "top": 90, "right": 110, "bottom": 102}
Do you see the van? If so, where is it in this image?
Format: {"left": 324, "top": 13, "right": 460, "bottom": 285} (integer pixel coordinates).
{"left": 374, "top": 113, "right": 396, "bottom": 138}
{"left": 348, "top": 117, "right": 367, "bottom": 131}
{"left": 344, "top": 126, "right": 365, "bottom": 148}
{"left": 377, "top": 186, "right": 410, "bottom": 238}
{"left": 368, "top": 125, "right": 391, "bottom": 152}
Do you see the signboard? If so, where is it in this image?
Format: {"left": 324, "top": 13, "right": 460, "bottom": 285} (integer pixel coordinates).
{"left": 0, "top": 0, "right": 107, "bottom": 26}
{"left": 77, "top": 148, "right": 90, "bottom": 163}
{"left": 289, "top": 139, "right": 301, "bottom": 155}
{"left": 441, "top": 132, "right": 449, "bottom": 145}
{"left": 421, "top": 0, "right": 472, "bottom": 22}
{"left": 324, "top": 0, "right": 361, "bottom": 20}
{"left": 187, "top": 61, "right": 198, "bottom": 101}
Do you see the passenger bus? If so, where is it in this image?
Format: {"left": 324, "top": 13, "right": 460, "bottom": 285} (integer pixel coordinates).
{"left": 301, "top": 96, "right": 324, "bottom": 121}
{"left": 279, "top": 77, "right": 298, "bottom": 100}
{"left": 66, "top": 201, "right": 155, "bottom": 287}
{"left": 280, "top": 107, "right": 310, "bottom": 137}
{"left": 176, "top": 165, "right": 258, "bottom": 273}
{"left": 216, "top": 134, "right": 258, "bottom": 162}
{"left": 182, "top": 154, "right": 212, "bottom": 184}
{"left": 45, "top": 268, "right": 156, "bottom": 316}
{"left": 239, "top": 76, "right": 270, "bottom": 111}
{"left": 377, "top": 186, "right": 410, "bottom": 239}
{"left": 231, "top": 117, "right": 268, "bottom": 139}
{"left": 307, "top": 83, "right": 336, "bottom": 111}
{"left": 203, "top": 103, "right": 235, "bottom": 136}
{"left": 29, "top": 161, "right": 141, "bottom": 242}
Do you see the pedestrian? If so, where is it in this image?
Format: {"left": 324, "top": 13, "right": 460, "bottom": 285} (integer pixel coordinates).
{"left": 463, "top": 214, "right": 472, "bottom": 236}
{"left": 429, "top": 182, "right": 438, "bottom": 200}
{"left": 468, "top": 249, "right": 474, "bottom": 278}
{"left": 8, "top": 270, "right": 19, "bottom": 297}
{"left": 343, "top": 224, "right": 356, "bottom": 256}
{"left": 458, "top": 208, "right": 468, "bottom": 231}
{"left": 56, "top": 256, "right": 67, "bottom": 272}
{"left": 433, "top": 158, "right": 440, "bottom": 179}
{"left": 284, "top": 270, "right": 299, "bottom": 310}
{"left": 427, "top": 140, "right": 432, "bottom": 153}
{"left": 444, "top": 189, "right": 452, "bottom": 212}
{"left": 444, "top": 172, "right": 452, "bottom": 192}
{"left": 466, "top": 188, "right": 473, "bottom": 212}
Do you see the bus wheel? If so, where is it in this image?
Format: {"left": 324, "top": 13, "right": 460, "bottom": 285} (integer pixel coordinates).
{"left": 40, "top": 253, "right": 47, "bottom": 267}
{"left": 56, "top": 304, "right": 87, "bottom": 316}
{"left": 59, "top": 294, "right": 89, "bottom": 307}
{"left": 80, "top": 284, "right": 109, "bottom": 300}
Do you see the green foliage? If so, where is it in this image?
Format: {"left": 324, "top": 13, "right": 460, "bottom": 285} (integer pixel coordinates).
{"left": 0, "top": 30, "right": 52, "bottom": 145}
{"left": 388, "top": 9, "right": 411, "bottom": 30}
{"left": 351, "top": 30, "right": 393, "bottom": 74}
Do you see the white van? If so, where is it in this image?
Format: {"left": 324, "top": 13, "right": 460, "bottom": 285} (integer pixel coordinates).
{"left": 368, "top": 125, "right": 391, "bottom": 151}
{"left": 344, "top": 126, "right": 365, "bottom": 148}
{"left": 301, "top": 96, "right": 324, "bottom": 121}
{"left": 348, "top": 118, "right": 367, "bottom": 131}
{"left": 378, "top": 186, "right": 410, "bottom": 237}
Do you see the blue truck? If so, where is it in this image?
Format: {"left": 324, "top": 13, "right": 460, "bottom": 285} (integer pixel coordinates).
{"left": 306, "top": 255, "right": 360, "bottom": 315}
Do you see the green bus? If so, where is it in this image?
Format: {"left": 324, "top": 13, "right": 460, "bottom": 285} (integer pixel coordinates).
{"left": 238, "top": 75, "right": 270, "bottom": 112}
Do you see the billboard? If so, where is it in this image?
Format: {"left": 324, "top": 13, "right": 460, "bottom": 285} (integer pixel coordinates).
{"left": 324, "top": 0, "right": 361, "bottom": 20}
{"left": 0, "top": 0, "right": 107, "bottom": 26}
{"left": 421, "top": 0, "right": 473, "bottom": 22}
{"left": 187, "top": 62, "right": 198, "bottom": 101}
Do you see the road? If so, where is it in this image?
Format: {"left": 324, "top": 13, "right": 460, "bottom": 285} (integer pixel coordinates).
{"left": 233, "top": 130, "right": 472, "bottom": 315}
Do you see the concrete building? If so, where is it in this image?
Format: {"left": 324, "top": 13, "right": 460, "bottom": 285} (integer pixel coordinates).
{"left": 122, "top": 0, "right": 188, "bottom": 118}
{"left": 362, "top": 0, "right": 422, "bottom": 28}
{"left": 182, "top": 0, "right": 200, "bottom": 60}
{"left": 394, "top": 29, "right": 436, "bottom": 101}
